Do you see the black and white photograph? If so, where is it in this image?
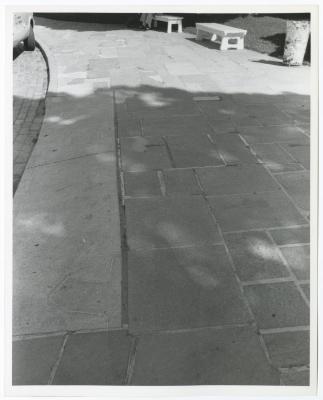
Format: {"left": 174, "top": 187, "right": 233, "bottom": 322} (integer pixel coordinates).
{"left": 4, "top": 2, "right": 319, "bottom": 396}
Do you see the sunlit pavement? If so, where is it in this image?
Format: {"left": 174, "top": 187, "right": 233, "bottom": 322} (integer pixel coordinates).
{"left": 12, "top": 16, "right": 310, "bottom": 386}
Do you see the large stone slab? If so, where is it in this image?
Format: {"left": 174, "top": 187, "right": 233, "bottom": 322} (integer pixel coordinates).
{"left": 251, "top": 143, "right": 303, "bottom": 173}
{"left": 280, "top": 369, "right": 310, "bottom": 386}
{"left": 117, "top": 117, "right": 141, "bottom": 138}
{"left": 263, "top": 330, "right": 309, "bottom": 368}
{"left": 275, "top": 171, "right": 310, "bottom": 216}
{"left": 280, "top": 245, "right": 310, "bottom": 281}
{"left": 269, "top": 226, "right": 310, "bottom": 245}
{"left": 238, "top": 125, "right": 309, "bottom": 145}
{"left": 53, "top": 330, "right": 132, "bottom": 385}
{"left": 128, "top": 245, "right": 251, "bottom": 332}
{"left": 125, "top": 196, "right": 222, "bottom": 249}
{"left": 29, "top": 92, "right": 115, "bottom": 166}
{"left": 244, "top": 282, "right": 309, "bottom": 329}
{"left": 13, "top": 154, "right": 122, "bottom": 334}
{"left": 124, "top": 171, "right": 161, "bottom": 196}
{"left": 212, "top": 134, "right": 258, "bottom": 164}
{"left": 12, "top": 335, "right": 64, "bottom": 385}
{"left": 224, "top": 231, "right": 290, "bottom": 281}
{"left": 120, "top": 136, "right": 171, "bottom": 171}
{"left": 197, "top": 164, "right": 279, "bottom": 195}
{"left": 131, "top": 326, "right": 279, "bottom": 385}
{"left": 244, "top": 104, "right": 293, "bottom": 125}
{"left": 164, "top": 169, "right": 201, "bottom": 195}
{"left": 279, "top": 141, "right": 310, "bottom": 170}
{"left": 165, "top": 135, "right": 223, "bottom": 168}
{"left": 208, "top": 191, "right": 307, "bottom": 232}
{"left": 141, "top": 115, "right": 213, "bottom": 137}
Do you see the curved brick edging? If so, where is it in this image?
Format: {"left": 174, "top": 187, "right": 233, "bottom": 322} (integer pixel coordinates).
{"left": 35, "top": 36, "right": 58, "bottom": 95}
{"left": 13, "top": 44, "right": 48, "bottom": 194}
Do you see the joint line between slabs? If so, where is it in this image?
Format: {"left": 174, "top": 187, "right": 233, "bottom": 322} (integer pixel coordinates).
{"left": 157, "top": 170, "right": 167, "bottom": 196}
{"left": 47, "top": 333, "right": 69, "bottom": 385}
{"left": 161, "top": 136, "right": 176, "bottom": 168}
{"left": 241, "top": 277, "right": 294, "bottom": 286}
{"left": 125, "top": 336, "right": 138, "bottom": 385}
{"left": 113, "top": 89, "right": 129, "bottom": 327}
{"left": 260, "top": 325, "right": 310, "bottom": 335}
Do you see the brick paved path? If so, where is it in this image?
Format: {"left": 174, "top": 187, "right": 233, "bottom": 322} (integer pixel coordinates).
{"left": 12, "top": 17, "right": 312, "bottom": 388}
{"left": 13, "top": 44, "right": 48, "bottom": 194}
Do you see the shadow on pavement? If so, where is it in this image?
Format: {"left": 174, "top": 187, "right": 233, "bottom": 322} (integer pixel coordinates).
{"left": 12, "top": 82, "right": 311, "bottom": 386}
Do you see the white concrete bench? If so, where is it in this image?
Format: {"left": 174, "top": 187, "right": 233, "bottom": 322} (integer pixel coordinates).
{"left": 153, "top": 15, "right": 183, "bottom": 33}
{"left": 196, "top": 23, "right": 247, "bottom": 50}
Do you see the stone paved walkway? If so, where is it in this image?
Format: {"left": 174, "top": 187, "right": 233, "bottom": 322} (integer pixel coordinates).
{"left": 12, "top": 16, "right": 311, "bottom": 387}
{"left": 13, "top": 44, "right": 48, "bottom": 194}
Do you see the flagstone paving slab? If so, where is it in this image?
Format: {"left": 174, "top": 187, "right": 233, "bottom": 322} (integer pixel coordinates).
{"left": 207, "top": 119, "right": 238, "bottom": 134}
{"left": 245, "top": 104, "right": 293, "bottom": 125}
{"left": 128, "top": 245, "right": 251, "bottom": 332}
{"left": 224, "top": 231, "right": 290, "bottom": 281}
{"left": 197, "top": 164, "right": 278, "bottom": 196}
{"left": 13, "top": 154, "right": 122, "bottom": 334}
{"left": 280, "top": 245, "right": 310, "bottom": 281}
{"left": 208, "top": 191, "right": 307, "bottom": 232}
{"left": 212, "top": 134, "right": 258, "bottom": 165}
{"left": 141, "top": 115, "right": 213, "bottom": 137}
{"left": 53, "top": 330, "right": 131, "bottom": 385}
{"left": 238, "top": 125, "right": 309, "bottom": 145}
{"left": 117, "top": 117, "right": 141, "bottom": 138}
{"left": 125, "top": 196, "right": 222, "bottom": 249}
{"left": 131, "top": 326, "right": 279, "bottom": 385}
{"left": 275, "top": 171, "right": 310, "bottom": 216}
{"left": 120, "top": 136, "right": 172, "bottom": 171}
{"left": 163, "top": 169, "right": 201, "bottom": 195}
{"left": 280, "top": 370, "right": 309, "bottom": 386}
{"left": 124, "top": 170, "right": 161, "bottom": 196}
{"left": 251, "top": 143, "right": 303, "bottom": 173}
{"left": 243, "top": 282, "right": 309, "bottom": 329}
{"left": 12, "top": 335, "right": 64, "bottom": 385}
{"left": 263, "top": 330, "right": 309, "bottom": 368}
{"left": 269, "top": 226, "right": 310, "bottom": 245}
{"left": 197, "top": 99, "right": 249, "bottom": 121}
{"left": 126, "top": 101, "right": 201, "bottom": 120}
{"left": 165, "top": 135, "right": 223, "bottom": 168}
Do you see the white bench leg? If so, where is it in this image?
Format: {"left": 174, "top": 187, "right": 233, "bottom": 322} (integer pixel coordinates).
{"left": 220, "top": 37, "right": 230, "bottom": 50}
{"left": 237, "top": 37, "right": 244, "bottom": 50}
{"left": 167, "top": 22, "right": 172, "bottom": 33}
{"left": 178, "top": 21, "right": 182, "bottom": 33}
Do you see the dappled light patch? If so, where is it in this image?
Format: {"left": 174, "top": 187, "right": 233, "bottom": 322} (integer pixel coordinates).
{"left": 248, "top": 236, "right": 282, "bottom": 262}
{"left": 156, "top": 221, "right": 192, "bottom": 244}
{"left": 18, "top": 213, "right": 66, "bottom": 237}
{"left": 95, "top": 153, "right": 116, "bottom": 163}
{"left": 185, "top": 263, "right": 219, "bottom": 288}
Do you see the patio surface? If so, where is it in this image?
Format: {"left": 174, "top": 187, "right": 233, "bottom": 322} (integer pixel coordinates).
{"left": 12, "top": 16, "right": 311, "bottom": 386}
